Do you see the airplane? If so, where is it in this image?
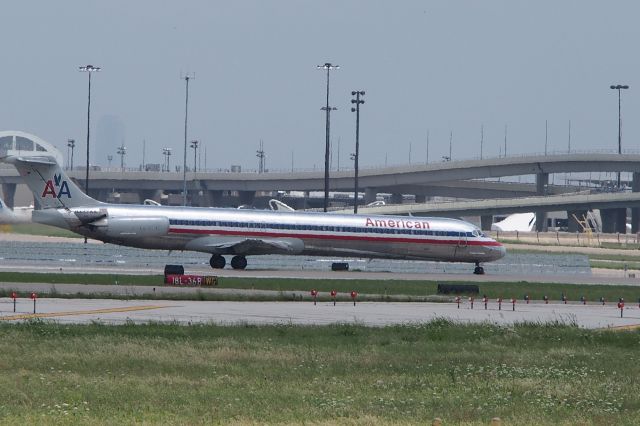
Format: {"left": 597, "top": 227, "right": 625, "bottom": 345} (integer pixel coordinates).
{"left": 0, "top": 196, "right": 32, "bottom": 224}
{"left": 1, "top": 153, "right": 505, "bottom": 274}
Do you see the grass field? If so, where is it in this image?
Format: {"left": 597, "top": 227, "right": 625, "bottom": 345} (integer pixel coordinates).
{"left": 1, "top": 272, "right": 639, "bottom": 304}
{"left": 0, "top": 321, "right": 638, "bottom": 425}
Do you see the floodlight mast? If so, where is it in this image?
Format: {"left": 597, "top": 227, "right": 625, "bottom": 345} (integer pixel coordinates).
{"left": 351, "top": 90, "right": 365, "bottom": 213}
{"left": 182, "top": 73, "right": 195, "bottom": 205}
{"left": 78, "top": 64, "right": 101, "bottom": 195}
{"left": 317, "top": 63, "right": 339, "bottom": 212}
{"left": 610, "top": 84, "right": 629, "bottom": 188}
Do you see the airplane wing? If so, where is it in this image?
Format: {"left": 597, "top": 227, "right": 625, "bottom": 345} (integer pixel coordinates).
{"left": 185, "top": 236, "right": 304, "bottom": 255}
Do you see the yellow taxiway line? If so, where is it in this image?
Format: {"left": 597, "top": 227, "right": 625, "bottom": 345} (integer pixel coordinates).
{"left": 0, "top": 305, "right": 172, "bottom": 321}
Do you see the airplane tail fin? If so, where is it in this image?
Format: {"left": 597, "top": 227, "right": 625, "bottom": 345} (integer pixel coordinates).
{"left": 4, "top": 155, "right": 101, "bottom": 209}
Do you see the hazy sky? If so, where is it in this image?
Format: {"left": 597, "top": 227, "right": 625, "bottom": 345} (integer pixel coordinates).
{"left": 1, "top": 1, "right": 639, "bottom": 171}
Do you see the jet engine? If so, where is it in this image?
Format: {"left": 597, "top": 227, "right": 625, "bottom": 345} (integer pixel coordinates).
{"left": 90, "top": 216, "right": 170, "bottom": 238}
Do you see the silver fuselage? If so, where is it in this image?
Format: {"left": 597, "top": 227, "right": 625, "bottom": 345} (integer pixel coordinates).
{"left": 34, "top": 204, "right": 505, "bottom": 264}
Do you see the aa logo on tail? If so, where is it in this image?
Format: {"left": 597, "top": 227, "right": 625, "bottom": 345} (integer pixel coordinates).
{"left": 42, "top": 174, "right": 72, "bottom": 199}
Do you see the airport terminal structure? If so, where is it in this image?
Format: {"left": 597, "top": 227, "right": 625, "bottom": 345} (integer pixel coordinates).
{"left": 1, "top": 130, "right": 640, "bottom": 233}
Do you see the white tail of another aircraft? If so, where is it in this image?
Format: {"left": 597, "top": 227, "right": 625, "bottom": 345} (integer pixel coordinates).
{"left": 5, "top": 156, "right": 101, "bottom": 209}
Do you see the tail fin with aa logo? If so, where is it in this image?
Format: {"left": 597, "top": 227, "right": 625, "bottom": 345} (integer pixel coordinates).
{"left": 4, "top": 155, "right": 102, "bottom": 209}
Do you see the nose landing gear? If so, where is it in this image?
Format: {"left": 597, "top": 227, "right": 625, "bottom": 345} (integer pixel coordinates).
{"left": 473, "top": 262, "right": 485, "bottom": 275}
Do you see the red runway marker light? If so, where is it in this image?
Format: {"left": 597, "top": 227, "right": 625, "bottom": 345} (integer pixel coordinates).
{"left": 310, "top": 289, "right": 318, "bottom": 305}
{"left": 455, "top": 296, "right": 461, "bottom": 309}
{"left": 350, "top": 291, "right": 358, "bottom": 306}
{"left": 330, "top": 289, "right": 337, "bottom": 306}
{"left": 468, "top": 296, "right": 474, "bottom": 309}
{"left": 511, "top": 298, "right": 516, "bottom": 311}
{"left": 482, "top": 296, "right": 488, "bottom": 310}
{"left": 618, "top": 299, "right": 625, "bottom": 318}
{"left": 11, "top": 292, "right": 17, "bottom": 313}
{"left": 30, "top": 292, "right": 37, "bottom": 314}
{"left": 497, "top": 297, "right": 502, "bottom": 311}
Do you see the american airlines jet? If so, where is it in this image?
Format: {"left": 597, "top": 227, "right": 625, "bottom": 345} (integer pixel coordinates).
{"left": 2, "top": 154, "right": 505, "bottom": 273}
{"left": 0, "top": 196, "right": 32, "bottom": 224}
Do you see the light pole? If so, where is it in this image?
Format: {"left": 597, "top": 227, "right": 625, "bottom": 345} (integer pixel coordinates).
{"left": 351, "top": 90, "right": 365, "bottom": 213}
{"left": 162, "top": 147, "right": 172, "bottom": 172}
{"left": 79, "top": 64, "right": 101, "bottom": 195}
{"left": 256, "top": 140, "right": 265, "bottom": 173}
{"left": 67, "top": 139, "right": 75, "bottom": 171}
{"left": 182, "top": 73, "right": 195, "bottom": 205}
{"left": 610, "top": 84, "right": 629, "bottom": 188}
{"left": 107, "top": 155, "right": 113, "bottom": 168}
{"left": 117, "top": 145, "right": 126, "bottom": 171}
{"left": 190, "top": 140, "right": 199, "bottom": 172}
{"left": 317, "top": 62, "right": 339, "bottom": 212}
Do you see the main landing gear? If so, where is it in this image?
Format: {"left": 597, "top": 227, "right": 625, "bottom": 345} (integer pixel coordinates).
{"left": 230, "top": 255, "right": 247, "bottom": 270}
{"left": 473, "top": 262, "right": 485, "bottom": 275}
{"left": 209, "top": 254, "right": 247, "bottom": 270}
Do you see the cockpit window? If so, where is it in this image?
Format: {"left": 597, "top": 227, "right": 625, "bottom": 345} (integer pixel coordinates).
{"left": 472, "top": 229, "right": 480, "bottom": 237}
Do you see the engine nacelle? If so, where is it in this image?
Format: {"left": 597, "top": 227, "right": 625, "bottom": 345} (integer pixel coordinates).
{"left": 92, "top": 216, "right": 170, "bottom": 238}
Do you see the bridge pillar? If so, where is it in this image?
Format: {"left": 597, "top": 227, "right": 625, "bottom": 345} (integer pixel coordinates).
{"left": 95, "top": 189, "right": 110, "bottom": 203}
{"left": 390, "top": 193, "right": 403, "bottom": 204}
{"left": 480, "top": 215, "right": 493, "bottom": 231}
{"left": 633, "top": 172, "right": 640, "bottom": 233}
{"left": 1, "top": 183, "right": 16, "bottom": 209}
{"left": 238, "top": 191, "right": 255, "bottom": 206}
{"left": 364, "top": 188, "right": 377, "bottom": 204}
{"left": 601, "top": 208, "right": 627, "bottom": 234}
{"left": 567, "top": 210, "right": 588, "bottom": 233}
{"left": 535, "top": 173, "right": 549, "bottom": 232}
{"left": 202, "top": 190, "right": 224, "bottom": 207}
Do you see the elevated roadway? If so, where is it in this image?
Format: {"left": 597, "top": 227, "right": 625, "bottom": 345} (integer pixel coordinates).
{"left": 2, "top": 152, "right": 639, "bottom": 232}
{"left": 347, "top": 191, "right": 640, "bottom": 217}
{"left": 1, "top": 152, "right": 638, "bottom": 196}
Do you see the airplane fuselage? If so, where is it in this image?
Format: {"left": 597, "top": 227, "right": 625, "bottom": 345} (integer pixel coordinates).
{"left": 33, "top": 204, "right": 505, "bottom": 264}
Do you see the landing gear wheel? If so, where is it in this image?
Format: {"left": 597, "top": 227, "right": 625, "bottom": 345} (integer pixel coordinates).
{"left": 473, "top": 262, "right": 485, "bottom": 275}
{"left": 210, "top": 255, "right": 226, "bottom": 269}
{"left": 231, "top": 255, "right": 247, "bottom": 270}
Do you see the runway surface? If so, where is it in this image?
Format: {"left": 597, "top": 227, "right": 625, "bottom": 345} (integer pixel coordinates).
{"left": 0, "top": 233, "right": 638, "bottom": 285}
{"left": 0, "top": 234, "right": 596, "bottom": 278}
{"left": 0, "top": 297, "right": 637, "bottom": 329}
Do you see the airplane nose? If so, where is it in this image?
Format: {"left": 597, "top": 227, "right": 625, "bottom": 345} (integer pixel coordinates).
{"left": 492, "top": 243, "right": 507, "bottom": 260}
{"left": 482, "top": 242, "right": 506, "bottom": 261}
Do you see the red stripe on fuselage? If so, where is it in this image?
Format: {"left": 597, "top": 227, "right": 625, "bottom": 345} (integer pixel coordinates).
{"left": 168, "top": 227, "right": 503, "bottom": 246}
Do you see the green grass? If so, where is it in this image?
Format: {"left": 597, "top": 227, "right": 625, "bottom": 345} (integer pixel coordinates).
{"left": 590, "top": 260, "right": 640, "bottom": 271}
{"left": 0, "top": 321, "right": 638, "bottom": 425}
{"left": 589, "top": 252, "right": 640, "bottom": 262}
{"left": 1, "top": 272, "right": 639, "bottom": 304}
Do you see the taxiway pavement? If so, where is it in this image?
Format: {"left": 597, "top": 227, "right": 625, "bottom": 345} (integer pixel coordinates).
{"left": 0, "top": 298, "right": 637, "bottom": 329}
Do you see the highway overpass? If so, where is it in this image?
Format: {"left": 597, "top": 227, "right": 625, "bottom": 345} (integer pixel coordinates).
{"left": 341, "top": 191, "right": 640, "bottom": 233}
{"left": 2, "top": 151, "right": 640, "bottom": 233}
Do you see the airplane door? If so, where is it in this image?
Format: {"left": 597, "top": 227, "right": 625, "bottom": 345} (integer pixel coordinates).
{"left": 453, "top": 232, "right": 467, "bottom": 261}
